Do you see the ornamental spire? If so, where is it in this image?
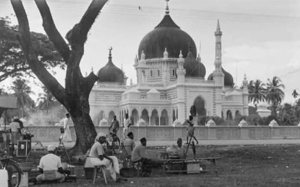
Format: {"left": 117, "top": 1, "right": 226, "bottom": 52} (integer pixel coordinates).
{"left": 165, "top": 0, "right": 170, "bottom": 15}
{"left": 108, "top": 47, "right": 113, "bottom": 63}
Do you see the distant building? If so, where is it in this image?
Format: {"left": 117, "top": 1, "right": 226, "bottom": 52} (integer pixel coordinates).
{"left": 89, "top": 3, "right": 249, "bottom": 126}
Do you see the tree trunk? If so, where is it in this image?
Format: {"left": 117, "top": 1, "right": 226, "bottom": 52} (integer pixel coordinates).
{"left": 11, "top": 0, "right": 107, "bottom": 155}
{"left": 66, "top": 94, "right": 97, "bottom": 155}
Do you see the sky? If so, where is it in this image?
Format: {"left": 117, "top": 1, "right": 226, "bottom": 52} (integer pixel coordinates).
{"left": 0, "top": 0, "right": 300, "bottom": 103}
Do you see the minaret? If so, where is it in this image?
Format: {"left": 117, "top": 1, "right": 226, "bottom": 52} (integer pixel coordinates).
{"left": 176, "top": 50, "right": 186, "bottom": 122}
{"left": 242, "top": 74, "right": 249, "bottom": 115}
{"left": 213, "top": 20, "right": 224, "bottom": 86}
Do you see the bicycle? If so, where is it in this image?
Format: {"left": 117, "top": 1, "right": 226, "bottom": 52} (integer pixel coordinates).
{"left": 0, "top": 146, "right": 23, "bottom": 187}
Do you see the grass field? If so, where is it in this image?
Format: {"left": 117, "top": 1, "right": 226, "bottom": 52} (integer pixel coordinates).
{"left": 30, "top": 144, "right": 300, "bottom": 187}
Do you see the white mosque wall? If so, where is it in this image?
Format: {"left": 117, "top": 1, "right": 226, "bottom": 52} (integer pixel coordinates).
{"left": 24, "top": 125, "right": 300, "bottom": 142}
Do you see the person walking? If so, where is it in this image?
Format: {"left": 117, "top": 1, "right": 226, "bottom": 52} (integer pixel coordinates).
{"left": 62, "top": 113, "right": 72, "bottom": 142}
{"left": 122, "top": 114, "right": 132, "bottom": 140}
{"left": 109, "top": 115, "right": 120, "bottom": 135}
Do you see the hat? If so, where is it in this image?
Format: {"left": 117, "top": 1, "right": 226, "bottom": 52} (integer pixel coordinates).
{"left": 95, "top": 132, "right": 106, "bottom": 141}
{"left": 47, "top": 145, "right": 56, "bottom": 152}
{"left": 127, "top": 132, "right": 133, "bottom": 136}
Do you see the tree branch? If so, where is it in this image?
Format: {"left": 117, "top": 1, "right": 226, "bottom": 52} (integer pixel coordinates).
{"left": 66, "top": 0, "right": 107, "bottom": 45}
{"left": 83, "top": 72, "right": 98, "bottom": 95}
{"left": 11, "top": 0, "right": 66, "bottom": 105}
{"left": 34, "top": 0, "right": 70, "bottom": 62}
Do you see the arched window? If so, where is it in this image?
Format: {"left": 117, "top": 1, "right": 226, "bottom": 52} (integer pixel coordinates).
{"left": 160, "top": 109, "right": 169, "bottom": 126}
{"left": 130, "top": 109, "right": 139, "bottom": 126}
{"left": 141, "top": 109, "right": 149, "bottom": 125}
{"left": 158, "top": 70, "right": 160, "bottom": 76}
{"left": 226, "top": 110, "right": 233, "bottom": 120}
{"left": 150, "top": 70, "right": 152, "bottom": 77}
{"left": 172, "top": 69, "right": 175, "bottom": 76}
{"left": 150, "top": 109, "right": 159, "bottom": 126}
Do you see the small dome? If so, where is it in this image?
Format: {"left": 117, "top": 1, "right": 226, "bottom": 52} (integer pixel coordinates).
{"left": 138, "top": 13, "right": 196, "bottom": 59}
{"left": 207, "top": 68, "right": 234, "bottom": 87}
{"left": 97, "top": 49, "right": 124, "bottom": 84}
{"left": 183, "top": 51, "right": 206, "bottom": 78}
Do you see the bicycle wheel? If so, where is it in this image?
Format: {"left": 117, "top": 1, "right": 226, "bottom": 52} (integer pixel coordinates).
{"left": 5, "top": 159, "right": 22, "bottom": 187}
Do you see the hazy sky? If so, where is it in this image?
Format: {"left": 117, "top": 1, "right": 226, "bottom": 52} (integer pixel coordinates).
{"left": 1, "top": 0, "right": 300, "bottom": 103}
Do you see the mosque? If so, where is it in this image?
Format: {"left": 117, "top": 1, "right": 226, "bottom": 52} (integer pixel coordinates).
{"left": 89, "top": 2, "right": 249, "bottom": 126}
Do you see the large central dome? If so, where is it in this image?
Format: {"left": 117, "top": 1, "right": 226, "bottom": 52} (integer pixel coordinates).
{"left": 138, "top": 11, "right": 197, "bottom": 59}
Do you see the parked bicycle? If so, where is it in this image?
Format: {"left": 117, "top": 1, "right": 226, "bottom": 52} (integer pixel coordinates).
{"left": 0, "top": 140, "right": 23, "bottom": 187}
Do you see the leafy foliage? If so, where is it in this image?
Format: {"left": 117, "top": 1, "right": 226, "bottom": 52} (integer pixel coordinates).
{"left": 0, "top": 17, "right": 64, "bottom": 82}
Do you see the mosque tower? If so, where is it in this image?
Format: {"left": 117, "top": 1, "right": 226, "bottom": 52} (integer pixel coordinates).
{"left": 213, "top": 20, "right": 224, "bottom": 87}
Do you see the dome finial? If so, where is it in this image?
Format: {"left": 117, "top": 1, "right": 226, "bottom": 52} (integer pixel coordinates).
{"left": 108, "top": 47, "right": 113, "bottom": 61}
{"left": 91, "top": 67, "right": 94, "bottom": 72}
{"left": 165, "top": 0, "right": 170, "bottom": 15}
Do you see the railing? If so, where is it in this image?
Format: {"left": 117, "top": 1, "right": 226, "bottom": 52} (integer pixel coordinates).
{"left": 23, "top": 125, "right": 300, "bottom": 142}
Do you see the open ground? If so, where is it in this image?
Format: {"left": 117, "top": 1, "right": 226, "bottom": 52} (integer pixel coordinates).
{"left": 28, "top": 143, "right": 300, "bottom": 187}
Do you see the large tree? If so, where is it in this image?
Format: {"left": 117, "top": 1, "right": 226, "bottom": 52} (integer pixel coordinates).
{"left": 248, "top": 79, "right": 266, "bottom": 108}
{"left": 0, "top": 17, "right": 64, "bottom": 82}
{"left": 266, "top": 76, "right": 285, "bottom": 116}
{"left": 11, "top": 0, "right": 107, "bottom": 155}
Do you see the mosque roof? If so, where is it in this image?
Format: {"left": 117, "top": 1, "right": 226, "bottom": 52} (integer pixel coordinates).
{"left": 183, "top": 50, "right": 206, "bottom": 78}
{"left": 137, "top": 6, "right": 196, "bottom": 59}
{"left": 97, "top": 49, "right": 124, "bottom": 84}
{"left": 208, "top": 68, "right": 234, "bottom": 87}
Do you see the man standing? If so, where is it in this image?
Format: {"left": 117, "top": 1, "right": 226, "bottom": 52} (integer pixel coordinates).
{"left": 62, "top": 113, "right": 72, "bottom": 142}
{"left": 123, "top": 132, "right": 135, "bottom": 157}
{"left": 36, "top": 145, "right": 65, "bottom": 182}
{"left": 9, "top": 118, "right": 22, "bottom": 146}
{"left": 122, "top": 114, "right": 132, "bottom": 140}
{"left": 88, "top": 133, "right": 122, "bottom": 182}
{"left": 109, "top": 115, "right": 120, "bottom": 135}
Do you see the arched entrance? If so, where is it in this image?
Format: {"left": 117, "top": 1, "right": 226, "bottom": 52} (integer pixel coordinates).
{"left": 193, "top": 96, "right": 206, "bottom": 116}
{"left": 108, "top": 111, "right": 115, "bottom": 124}
{"left": 226, "top": 110, "right": 233, "bottom": 120}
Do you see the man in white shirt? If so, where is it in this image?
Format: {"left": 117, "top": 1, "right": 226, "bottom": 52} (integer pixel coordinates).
{"left": 122, "top": 114, "right": 132, "bottom": 140}
{"left": 88, "top": 133, "right": 122, "bottom": 182}
{"left": 123, "top": 132, "right": 135, "bottom": 157}
{"left": 36, "top": 145, "right": 65, "bottom": 182}
{"left": 9, "top": 118, "right": 22, "bottom": 145}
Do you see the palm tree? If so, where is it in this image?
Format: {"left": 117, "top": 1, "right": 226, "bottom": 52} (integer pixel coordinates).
{"left": 37, "top": 85, "right": 56, "bottom": 113}
{"left": 266, "top": 76, "right": 285, "bottom": 116}
{"left": 11, "top": 78, "right": 35, "bottom": 117}
{"left": 248, "top": 79, "right": 266, "bottom": 108}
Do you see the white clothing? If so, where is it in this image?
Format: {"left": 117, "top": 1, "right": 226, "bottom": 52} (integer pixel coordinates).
{"left": 38, "top": 153, "right": 63, "bottom": 171}
{"left": 123, "top": 118, "right": 131, "bottom": 140}
{"left": 62, "top": 118, "right": 72, "bottom": 142}
{"left": 9, "top": 121, "right": 20, "bottom": 132}
{"left": 88, "top": 141, "right": 120, "bottom": 181}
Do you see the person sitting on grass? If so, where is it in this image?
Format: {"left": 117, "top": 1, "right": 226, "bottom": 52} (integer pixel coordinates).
{"left": 131, "top": 137, "right": 164, "bottom": 176}
{"left": 89, "top": 133, "right": 123, "bottom": 182}
{"left": 166, "top": 138, "right": 186, "bottom": 158}
{"left": 36, "top": 145, "right": 65, "bottom": 183}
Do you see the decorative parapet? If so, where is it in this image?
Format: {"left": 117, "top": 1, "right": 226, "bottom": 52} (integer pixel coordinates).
{"left": 99, "top": 118, "right": 108, "bottom": 126}
{"left": 137, "top": 119, "right": 146, "bottom": 126}
{"left": 238, "top": 119, "right": 248, "bottom": 127}
{"left": 269, "top": 120, "right": 279, "bottom": 127}
{"left": 172, "top": 119, "right": 181, "bottom": 127}
{"left": 205, "top": 119, "right": 216, "bottom": 127}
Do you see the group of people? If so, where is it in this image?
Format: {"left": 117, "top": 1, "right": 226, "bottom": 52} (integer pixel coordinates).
{"left": 35, "top": 114, "right": 198, "bottom": 183}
